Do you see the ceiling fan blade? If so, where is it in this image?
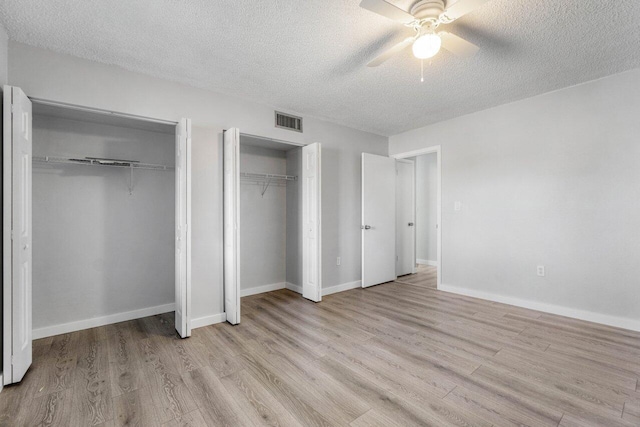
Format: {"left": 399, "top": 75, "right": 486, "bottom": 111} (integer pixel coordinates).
{"left": 367, "top": 37, "right": 414, "bottom": 67}
{"left": 439, "top": 0, "right": 490, "bottom": 23}
{"left": 439, "top": 31, "right": 480, "bottom": 58}
{"left": 360, "top": 0, "right": 415, "bottom": 24}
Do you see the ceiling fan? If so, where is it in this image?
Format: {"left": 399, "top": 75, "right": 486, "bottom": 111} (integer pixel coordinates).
{"left": 360, "top": 0, "right": 490, "bottom": 67}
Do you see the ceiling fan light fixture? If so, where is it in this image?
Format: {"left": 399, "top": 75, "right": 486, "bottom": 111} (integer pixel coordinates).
{"left": 412, "top": 33, "right": 441, "bottom": 59}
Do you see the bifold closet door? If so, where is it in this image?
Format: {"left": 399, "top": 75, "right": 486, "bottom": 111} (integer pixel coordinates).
{"left": 175, "top": 118, "right": 192, "bottom": 338}
{"left": 223, "top": 128, "right": 241, "bottom": 324}
{"left": 302, "top": 142, "right": 322, "bottom": 302}
{"left": 361, "top": 153, "right": 396, "bottom": 288}
{"left": 3, "top": 86, "right": 33, "bottom": 384}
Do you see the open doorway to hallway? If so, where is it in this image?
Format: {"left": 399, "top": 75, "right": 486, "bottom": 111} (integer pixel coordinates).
{"left": 396, "top": 150, "right": 440, "bottom": 288}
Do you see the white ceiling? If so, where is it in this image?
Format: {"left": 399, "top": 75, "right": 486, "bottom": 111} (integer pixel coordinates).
{"left": 1, "top": 0, "right": 639, "bottom": 136}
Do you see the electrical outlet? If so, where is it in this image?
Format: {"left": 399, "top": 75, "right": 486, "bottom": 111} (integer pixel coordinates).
{"left": 454, "top": 201, "right": 462, "bottom": 211}
{"left": 336, "top": 257, "right": 341, "bottom": 266}
{"left": 537, "top": 265, "right": 545, "bottom": 277}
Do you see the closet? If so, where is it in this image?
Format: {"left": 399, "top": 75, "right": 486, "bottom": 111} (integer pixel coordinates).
{"left": 222, "top": 129, "right": 322, "bottom": 325}
{"left": 239, "top": 134, "right": 302, "bottom": 297}
{"left": 31, "top": 102, "right": 176, "bottom": 338}
{"left": 3, "top": 86, "right": 192, "bottom": 385}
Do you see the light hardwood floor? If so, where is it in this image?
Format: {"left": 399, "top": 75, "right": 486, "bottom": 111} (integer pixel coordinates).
{"left": 1, "top": 266, "right": 639, "bottom": 426}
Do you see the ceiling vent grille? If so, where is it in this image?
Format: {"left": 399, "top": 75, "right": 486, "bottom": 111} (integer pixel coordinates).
{"left": 275, "top": 111, "right": 303, "bottom": 133}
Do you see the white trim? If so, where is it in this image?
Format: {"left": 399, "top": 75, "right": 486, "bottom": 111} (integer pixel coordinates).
{"left": 285, "top": 282, "right": 303, "bottom": 294}
{"left": 32, "top": 303, "right": 175, "bottom": 339}
{"left": 191, "top": 312, "right": 227, "bottom": 329}
{"left": 241, "top": 282, "right": 286, "bottom": 297}
{"left": 417, "top": 259, "right": 438, "bottom": 266}
{"left": 0, "top": 375, "right": 3, "bottom": 394}
{"left": 439, "top": 284, "right": 640, "bottom": 332}
{"left": 391, "top": 145, "right": 441, "bottom": 289}
{"left": 323, "top": 280, "right": 362, "bottom": 296}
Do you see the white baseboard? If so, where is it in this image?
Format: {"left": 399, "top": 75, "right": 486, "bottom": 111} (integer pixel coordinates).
{"left": 285, "top": 282, "right": 302, "bottom": 294}
{"left": 417, "top": 259, "right": 438, "bottom": 266}
{"left": 32, "top": 303, "right": 175, "bottom": 339}
{"left": 285, "top": 280, "right": 362, "bottom": 297}
{"left": 191, "top": 312, "right": 227, "bottom": 329}
{"left": 241, "top": 282, "right": 286, "bottom": 297}
{"left": 439, "top": 284, "right": 640, "bottom": 332}
{"left": 323, "top": 280, "right": 362, "bottom": 296}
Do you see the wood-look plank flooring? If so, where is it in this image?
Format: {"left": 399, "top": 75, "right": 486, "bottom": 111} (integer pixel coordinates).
{"left": 2, "top": 265, "right": 639, "bottom": 426}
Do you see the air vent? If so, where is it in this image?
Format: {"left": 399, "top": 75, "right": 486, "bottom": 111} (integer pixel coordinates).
{"left": 275, "top": 111, "right": 303, "bottom": 133}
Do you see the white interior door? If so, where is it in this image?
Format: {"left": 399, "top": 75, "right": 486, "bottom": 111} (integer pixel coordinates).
{"left": 361, "top": 153, "right": 396, "bottom": 288}
{"left": 223, "top": 128, "right": 240, "bottom": 324}
{"left": 302, "top": 143, "right": 322, "bottom": 302}
{"left": 3, "top": 86, "right": 33, "bottom": 384}
{"left": 175, "top": 118, "right": 192, "bottom": 338}
{"left": 396, "top": 160, "right": 415, "bottom": 276}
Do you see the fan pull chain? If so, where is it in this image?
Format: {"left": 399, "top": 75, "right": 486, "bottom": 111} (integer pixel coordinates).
{"left": 421, "top": 59, "right": 424, "bottom": 82}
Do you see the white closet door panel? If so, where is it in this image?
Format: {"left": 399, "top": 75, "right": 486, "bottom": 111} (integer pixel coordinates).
{"left": 175, "top": 118, "right": 191, "bottom": 338}
{"left": 396, "top": 160, "right": 415, "bottom": 276}
{"left": 223, "top": 128, "right": 241, "bottom": 324}
{"left": 302, "top": 143, "right": 322, "bottom": 302}
{"left": 3, "top": 86, "right": 33, "bottom": 384}
{"left": 362, "top": 153, "right": 396, "bottom": 288}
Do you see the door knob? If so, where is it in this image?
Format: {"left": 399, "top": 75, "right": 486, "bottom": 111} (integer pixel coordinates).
{"left": 361, "top": 225, "right": 371, "bottom": 230}
{"left": 408, "top": 222, "right": 414, "bottom": 226}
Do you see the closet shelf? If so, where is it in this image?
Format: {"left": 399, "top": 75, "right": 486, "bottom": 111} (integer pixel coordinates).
{"left": 33, "top": 155, "right": 174, "bottom": 195}
{"left": 33, "top": 155, "right": 174, "bottom": 171}
{"left": 240, "top": 172, "right": 297, "bottom": 181}
{"left": 240, "top": 172, "right": 297, "bottom": 197}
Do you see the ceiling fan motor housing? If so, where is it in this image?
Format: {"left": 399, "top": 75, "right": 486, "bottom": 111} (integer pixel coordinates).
{"left": 410, "top": 0, "right": 445, "bottom": 21}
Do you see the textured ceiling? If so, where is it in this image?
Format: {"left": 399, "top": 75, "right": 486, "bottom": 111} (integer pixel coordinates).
{"left": 1, "top": 0, "right": 639, "bottom": 136}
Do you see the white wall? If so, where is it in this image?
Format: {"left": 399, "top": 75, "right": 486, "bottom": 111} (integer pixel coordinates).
{"left": 286, "top": 148, "right": 302, "bottom": 287}
{"left": 32, "top": 114, "right": 175, "bottom": 333}
{"left": 414, "top": 154, "right": 437, "bottom": 264}
{"left": 0, "top": 24, "right": 7, "bottom": 86}
{"left": 239, "top": 145, "right": 287, "bottom": 291}
{"left": 8, "top": 42, "right": 388, "bottom": 324}
{"left": 390, "top": 69, "right": 640, "bottom": 329}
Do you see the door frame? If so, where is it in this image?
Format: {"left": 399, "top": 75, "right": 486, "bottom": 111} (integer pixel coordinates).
{"left": 391, "top": 145, "right": 442, "bottom": 289}
{"left": 3, "top": 92, "right": 192, "bottom": 384}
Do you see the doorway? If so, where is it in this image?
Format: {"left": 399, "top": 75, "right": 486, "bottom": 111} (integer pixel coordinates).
{"left": 223, "top": 129, "right": 322, "bottom": 325}
{"left": 394, "top": 146, "right": 441, "bottom": 289}
{"left": 360, "top": 146, "right": 441, "bottom": 289}
{"left": 3, "top": 86, "right": 192, "bottom": 385}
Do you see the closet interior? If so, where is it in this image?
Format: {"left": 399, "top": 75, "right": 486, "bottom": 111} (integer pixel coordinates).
{"left": 239, "top": 134, "right": 303, "bottom": 297}
{"left": 31, "top": 101, "right": 176, "bottom": 337}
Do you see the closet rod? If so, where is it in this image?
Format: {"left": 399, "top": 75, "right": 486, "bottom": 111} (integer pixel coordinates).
{"left": 240, "top": 172, "right": 297, "bottom": 197}
{"left": 33, "top": 156, "right": 174, "bottom": 171}
{"left": 240, "top": 172, "right": 297, "bottom": 181}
